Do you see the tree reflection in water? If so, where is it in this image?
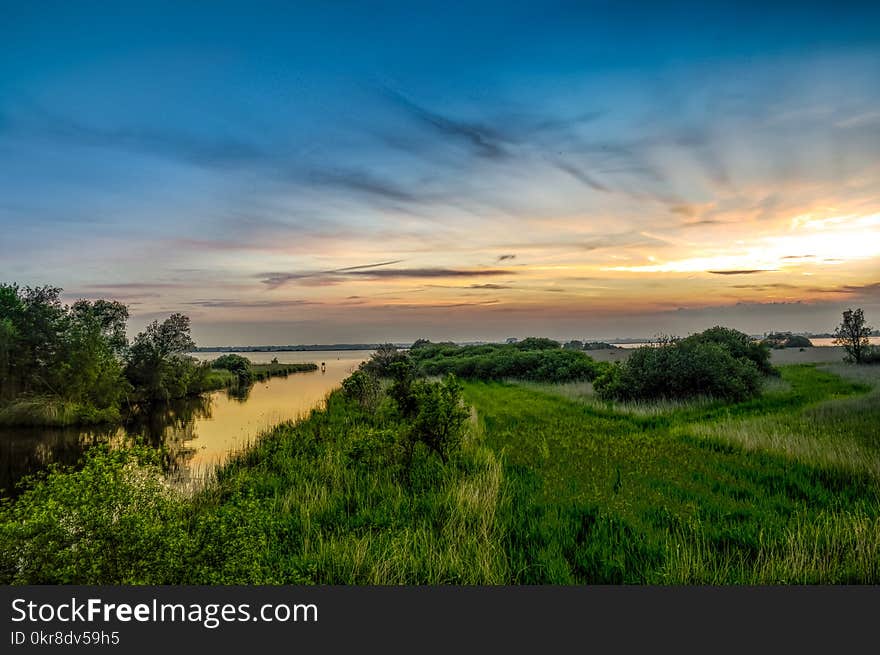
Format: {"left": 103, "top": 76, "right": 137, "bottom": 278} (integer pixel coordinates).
{"left": 0, "top": 393, "right": 215, "bottom": 497}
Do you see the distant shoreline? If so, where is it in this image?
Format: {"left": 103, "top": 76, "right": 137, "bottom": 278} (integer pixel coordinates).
{"left": 191, "top": 336, "right": 880, "bottom": 353}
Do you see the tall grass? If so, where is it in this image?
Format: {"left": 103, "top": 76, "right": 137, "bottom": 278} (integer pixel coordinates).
{"left": 0, "top": 396, "right": 121, "bottom": 426}
{"left": 688, "top": 364, "right": 880, "bottom": 480}
{"left": 465, "top": 363, "right": 880, "bottom": 583}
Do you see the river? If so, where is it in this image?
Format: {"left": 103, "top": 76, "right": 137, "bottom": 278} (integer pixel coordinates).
{"left": 0, "top": 350, "right": 371, "bottom": 496}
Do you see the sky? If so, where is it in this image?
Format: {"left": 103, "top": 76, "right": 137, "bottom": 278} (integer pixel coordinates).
{"left": 1, "top": 1, "right": 879, "bottom": 345}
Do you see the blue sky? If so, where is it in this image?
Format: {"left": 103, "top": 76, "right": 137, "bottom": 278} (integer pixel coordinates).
{"left": 2, "top": 1, "right": 879, "bottom": 344}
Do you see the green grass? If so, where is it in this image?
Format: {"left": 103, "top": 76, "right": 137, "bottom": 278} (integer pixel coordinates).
{"left": 0, "top": 396, "right": 121, "bottom": 426}
{"left": 249, "top": 362, "right": 318, "bottom": 381}
{"left": 464, "top": 363, "right": 879, "bottom": 583}
{"left": 198, "top": 369, "right": 238, "bottom": 391}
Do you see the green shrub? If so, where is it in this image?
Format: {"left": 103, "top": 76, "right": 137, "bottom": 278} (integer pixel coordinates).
{"left": 594, "top": 333, "right": 764, "bottom": 402}
{"left": 360, "top": 343, "right": 409, "bottom": 377}
{"left": 515, "top": 337, "right": 561, "bottom": 351}
{"left": 861, "top": 346, "right": 880, "bottom": 365}
{"left": 681, "top": 326, "right": 774, "bottom": 375}
{"left": 341, "top": 369, "right": 382, "bottom": 409}
{"left": 0, "top": 446, "right": 189, "bottom": 584}
{"left": 761, "top": 332, "right": 813, "bottom": 349}
{"left": 407, "top": 375, "right": 470, "bottom": 463}
{"left": 410, "top": 341, "right": 605, "bottom": 383}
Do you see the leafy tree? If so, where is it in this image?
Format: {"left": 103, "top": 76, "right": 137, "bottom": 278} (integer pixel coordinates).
{"left": 62, "top": 300, "right": 130, "bottom": 408}
{"left": 360, "top": 343, "right": 409, "bottom": 377}
{"left": 563, "top": 340, "right": 584, "bottom": 351}
{"left": 0, "top": 285, "right": 67, "bottom": 397}
{"left": 0, "top": 285, "right": 131, "bottom": 406}
{"left": 125, "top": 313, "right": 198, "bottom": 402}
{"left": 834, "top": 308, "right": 873, "bottom": 364}
{"left": 212, "top": 354, "right": 253, "bottom": 384}
{"left": 70, "top": 299, "right": 129, "bottom": 355}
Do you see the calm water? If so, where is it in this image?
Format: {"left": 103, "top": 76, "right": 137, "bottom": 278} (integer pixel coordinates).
{"left": 809, "top": 337, "right": 880, "bottom": 347}
{"left": 0, "top": 350, "right": 371, "bottom": 496}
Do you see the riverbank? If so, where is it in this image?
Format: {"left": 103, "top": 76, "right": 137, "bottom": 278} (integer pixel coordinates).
{"left": 0, "top": 377, "right": 506, "bottom": 584}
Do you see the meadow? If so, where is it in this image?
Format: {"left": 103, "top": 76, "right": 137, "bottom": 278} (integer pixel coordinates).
{"left": 466, "top": 363, "right": 879, "bottom": 583}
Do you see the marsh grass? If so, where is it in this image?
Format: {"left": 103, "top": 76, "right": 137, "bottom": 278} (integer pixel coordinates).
{"left": 688, "top": 364, "right": 880, "bottom": 480}
{"left": 0, "top": 396, "right": 121, "bottom": 426}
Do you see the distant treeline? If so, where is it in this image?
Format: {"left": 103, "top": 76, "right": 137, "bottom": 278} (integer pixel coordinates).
{"left": 192, "top": 344, "right": 392, "bottom": 353}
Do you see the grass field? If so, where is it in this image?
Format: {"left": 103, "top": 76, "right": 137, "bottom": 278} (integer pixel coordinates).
{"left": 464, "top": 363, "right": 880, "bottom": 583}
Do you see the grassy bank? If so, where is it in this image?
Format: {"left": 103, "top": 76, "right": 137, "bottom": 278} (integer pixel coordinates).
{"left": 0, "top": 384, "right": 508, "bottom": 584}
{"left": 0, "top": 397, "right": 122, "bottom": 427}
{"left": 1, "top": 363, "right": 877, "bottom": 583}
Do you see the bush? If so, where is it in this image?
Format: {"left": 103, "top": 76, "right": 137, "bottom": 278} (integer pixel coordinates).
{"left": 680, "top": 326, "right": 774, "bottom": 375}
{"left": 211, "top": 354, "right": 253, "bottom": 384}
{"left": 360, "top": 343, "right": 409, "bottom": 377}
{"left": 407, "top": 375, "right": 470, "bottom": 463}
{"left": 515, "top": 337, "right": 561, "bottom": 351}
{"left": 594, "top": 328, "right": 766, "bottom": 402}
{"left": 410, "top": 342, "right": 605, "bottom": 383}
{"left": 860, "top": 346, "right": 880, "bottom": 365}
{"left": 341, "top": 369, "right": 382, "bottom": 409}
{"left": 0, "top": 447, "right": 189, "bottom": 583}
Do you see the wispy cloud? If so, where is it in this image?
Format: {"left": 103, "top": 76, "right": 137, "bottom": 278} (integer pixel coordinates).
{"left": 708, "top": 269, "right": 775, "bottom": 275}
{"left": 380, "top": 86, "right": 511, "bottom": 160}
{"left": 307, "top": 169, "right": 421, "bottom": 204}
{"left": 260, "top": 260, "right": 514, "bottom": 288}
{"left": 186, "top": 299, "right": 320, "bottom": 308}
{"left": 551, "top": 158, "right": 610, "bottom": 192}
